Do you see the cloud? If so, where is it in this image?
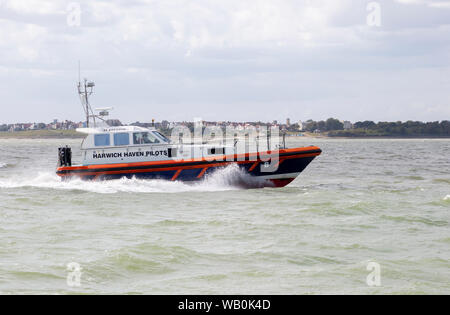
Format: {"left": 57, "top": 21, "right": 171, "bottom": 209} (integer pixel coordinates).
{"left": 395, "top": 0, "right": 450, "bottom": 7}
{"left": 0, "top": 0, "right": 449, "bottom": 123}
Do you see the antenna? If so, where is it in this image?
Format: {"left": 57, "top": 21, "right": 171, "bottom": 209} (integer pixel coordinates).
{"left": 77, "top": 65, "right": 96, "bottom": 128}
{"left": 95, "top": 107, "right": 113, "bottom": 117}
{"left": 76, "top": 66, "right": 111, "bottom": 128}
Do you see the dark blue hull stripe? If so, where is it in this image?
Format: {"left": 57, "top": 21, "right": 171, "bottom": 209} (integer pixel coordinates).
{"left": 71, "top": 156, "right": 316, "bottom": 182}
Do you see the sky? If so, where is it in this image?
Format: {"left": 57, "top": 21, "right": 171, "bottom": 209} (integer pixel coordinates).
{"left": 0, "top": 0, "right": 449, "bottom": 124}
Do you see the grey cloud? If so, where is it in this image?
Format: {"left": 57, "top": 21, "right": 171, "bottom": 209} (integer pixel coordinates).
{"left": 0, "top": 0, "right": 449, "bottom": 124}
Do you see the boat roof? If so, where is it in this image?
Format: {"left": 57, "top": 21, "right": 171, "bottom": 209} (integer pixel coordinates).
{"left": 76, "top": 125, "right": 155, "bottom": 134}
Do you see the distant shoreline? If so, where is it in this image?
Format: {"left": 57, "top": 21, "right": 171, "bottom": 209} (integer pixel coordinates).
{"left": 288, "top": 132, "right": 450, "bottom": 139}
{"left": 0, "top": 129, "right": 449, "bottom": 140}
{"left": 0, "top": 130, "right": 84, "bottom": 139}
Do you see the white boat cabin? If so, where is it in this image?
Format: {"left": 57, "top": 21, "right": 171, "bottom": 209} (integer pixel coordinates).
{"left": 76, "top": 126, "right": 232, "bottom": 165}
{"left": 66, "top": 78, "right": 234, "bottom": 167}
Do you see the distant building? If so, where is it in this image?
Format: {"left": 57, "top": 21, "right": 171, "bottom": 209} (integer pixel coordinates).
{"left": 298, "top": 121, "right": 304, "bottom": 131}
{"left": 106, "top": 119, "right": 122, "bottom": 127}
{"left": 343, "top": 121, "right": 353, "bottom": 130}
{"left": 286, "top": 118, "right": 291, "bottom": 127}
{"left": 194, "top": 117, "right": 203, "bottom": 128}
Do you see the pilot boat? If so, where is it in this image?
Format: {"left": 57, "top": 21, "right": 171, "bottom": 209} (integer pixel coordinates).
{"left": 56, "top": 79, "right": 321, "bottom": 187}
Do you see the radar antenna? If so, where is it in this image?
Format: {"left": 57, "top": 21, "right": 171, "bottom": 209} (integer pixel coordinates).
{"left": 77, "top": 66, "right": 113, "bottom": 128}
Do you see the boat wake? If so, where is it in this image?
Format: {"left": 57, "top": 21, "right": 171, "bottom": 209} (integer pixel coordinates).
{"left": 0, "top": 164, "right": 272, "bottom": 194}
{"left": 201, "top": 163, "right": 274, "bottom": 189}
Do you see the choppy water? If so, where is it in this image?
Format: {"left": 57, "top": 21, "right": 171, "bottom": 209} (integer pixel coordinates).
{"left": 0, "top": 138, "right": 449, "bottom": 294}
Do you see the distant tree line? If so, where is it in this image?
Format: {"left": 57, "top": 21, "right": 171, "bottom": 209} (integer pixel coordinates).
{"left": 328, "top": 120, "right": 450, "bottom": 137}
{"left": 304, "top": 118, "right": 344, "bottom": 132}
{"left": 2, "top": 119, "right": 449, "bottom": 138}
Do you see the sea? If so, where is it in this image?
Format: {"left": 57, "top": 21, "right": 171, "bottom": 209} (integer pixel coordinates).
{"left": 0, "top": 138, "right": 448, "bottom": 294}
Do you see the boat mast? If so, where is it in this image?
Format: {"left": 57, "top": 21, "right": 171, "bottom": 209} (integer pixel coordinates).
{"left": 77, "top": 66, "right": 96, "bottom": 128}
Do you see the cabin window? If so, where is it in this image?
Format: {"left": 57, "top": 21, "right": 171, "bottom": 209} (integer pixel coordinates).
{"left": 114, "top": 133, "right": 130, "bottom": 146}
{"left": 94, "top": 134, "right": 110, "bottom": 146}
{"left": 133, "top": 132, "right": 160, "bottom": 145}
{"left": 154, "top": 131, "right": 170, "bottom": 143}
{"left": 208, "top": 148, "right": 225, "bottom": 155}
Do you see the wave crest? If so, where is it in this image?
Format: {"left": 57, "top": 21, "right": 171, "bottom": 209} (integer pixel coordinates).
{"left": 0, "top": 164, "right": 272, "bottom": 194}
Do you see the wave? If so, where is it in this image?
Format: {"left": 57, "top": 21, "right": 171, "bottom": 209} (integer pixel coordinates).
{"left": 201, "top": 163, "right": 273, "bottom": 189}
{"left": 433, "top": 178, "right": 450, "bottom": 185}
{"left": 0, "top": 164, "right": 271, "bottom": 194}
{"left": 0, "top": 162, "right": 8, "bottom": 168}
{"left": 444, "top": 195, "right": 450, "bottom": 201}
